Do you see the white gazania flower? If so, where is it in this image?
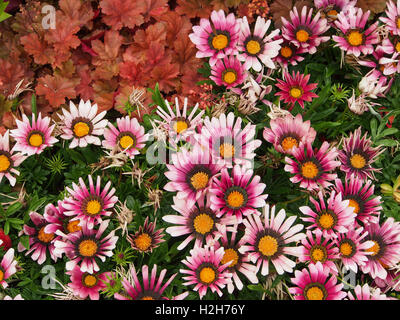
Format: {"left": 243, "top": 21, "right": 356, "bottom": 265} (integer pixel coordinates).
{"left": 59, "top": 100, "right": 108, "bottom": 149}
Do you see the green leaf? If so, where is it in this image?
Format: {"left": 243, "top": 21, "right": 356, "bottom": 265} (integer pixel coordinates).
{"left": 247, "top": 284, "right": 266, "bottom": 292}
{"left": 370, "top": 118, "right": 377, "bottom": 138}
{"left": 31, "top": 94, "right": 37, "bottom": 117}
{"left": 20, "top": 235, "right": 30, "bottom": 250}
{"left": 380, "top": 128, "right": 398, "bottom": 137}
{"left": 376, "top": 139, "right": 398, "bottom": 147}
{"left": 4, "top": 220, "right": 9, "bottom": 235}
{"left": 5, "top": 202, "right": 22, "bottom": 216}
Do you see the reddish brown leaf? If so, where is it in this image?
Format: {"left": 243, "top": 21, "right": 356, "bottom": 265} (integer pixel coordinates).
{"left": 143, "top": 0, "right": 169, "bottom": 21}
{"left": 44, "top": 15, "right": 81, "bottom": 53}
{"left": 176, "top": 0, "right": 213, "bottom": 19}
{"left": 270, "top": 0, "right": 311, "bottom": 28}
{"left": 91, "top": 30, "right": 123, "bottom": 61}
{"left": 20, "top": 33, "right": 52, "bottom": 65}
{"left": 59, "top": 0, "right": 94, "bottom": 28}
{"left": 75, "top": 66, "right": 94, "bottom": 101}
{"left": 35, "top": 74, "right": 77, "bottom": 108}
{"left": 100, "top": 0, "right": 146, "bottom": 30}
{"left": 93, "top": 79, "right": 119, "bottom": 112}
{"left": 161, "top": 11, "right": 192, "bottom": 47}
{"left": 0, "top": 59, "right": 28, "bottom": 96}
{"left": 357, "top": 0, "right": 388, "bottom": 14}
{"left": 150, "top": 59, "right": 180, "bottom": 93}
{"left": 172, "top": 36, "right": 202, "bottom": 75}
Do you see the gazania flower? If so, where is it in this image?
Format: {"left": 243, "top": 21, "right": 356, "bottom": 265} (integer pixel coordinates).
{"left": 380, "top": 36, "right": 400, "bottom": 55}
{"left": 241, "top": 205, "right": 305, "bottom": 276}
{"left": 300, "top": 190, "right": 356, "bottom": 239}
{"left": 127, "top": 217, "right": 165, "bottom": 253}
{"left": 17, "top": 211, "right": 58, "bottom": 264}
{"left": 115, "top": 264, "right": 188, "bottom": 300}
{"left": 332, "top": 7, "right": 379, "bottom": 57}
{"left": 198, "top": 112, "right": 262, "bottom": 168}
{"left": 209, "top": 165, "right": 267, "bottom": 224}
{"left": 164, "top": 144, "right": 222, "bottom": 203}
{"left": 380, "top": 0, "right": 400, "bottom": 36}
{"left": 347, "top": 284, "right": 392, "bottom": 300}
{"left": 189, "top": 10, "right": 240, "bottom": 67}
{"left": 154, "top": 97, "right": 204, "bottom": 143}
{"left": 214, "top": 224, "right": 259, "bottom": 293}
{"left": 300, "top": 229, "right": 340, "bottom": 275}
{"left": 0, "top": 229, "right": 12, "bottom": 252}
{"left": 263, "top": 113, "right": 316, "bottom": 155}
{"left": 0, "top": 130, "right": 26, "bottom": 186}
{"left": 358, "top": 47, "right": 399, "bottom": 78}
{"left": 67, "top": 266, "right": 110, "bottom": 300}
{"left": 62, "top": 175, "right": 118, "bottom": 230}
{"left": 284, "top": 141, "right": 340, "bottom": 191}
{"left": 289, "top": 262, "right": 347, "bottom": 300}
{"left": 54, "top": 220, "right": 118, "bottom": 274}
{"left": 314, "top": 0, "right": 357, "bottom": 22}
{"left": 180, "top": 245, "right": 233, "bottom": 299}
{"left": 237, "top": 16, "right": 282, "bottom": 71}
{"left": 3, "top": 294, "right": 24, "bottom": 300}
{"left": 333, "top": 227, "right": 374, "bottom": 273}
{"left": 361, "top": 218, "right": 400, "bottom": 280}
{"left": 281, "top": 6, "right": 330, "bottom": 54}
{"left": 102, "top": 116, "right": 148, "bottom": 159}
{"left": 43, "top": 201, "right": 83, "bottom": 238}
{"left": 334, "top": 177, "right": 382, "bottom": 226}
{"left": 60, "top": 100, "right": 108, "bottom": 149}
{"left": 210, "top": 55, "right": 246, "bottom": 89}
{"left": 163, "top": 195, "right": 236, "bottom": 251}
{"left": 273, "top": 36, "right": 306, "bottom": 68}
{"left": 338, "top": 127, "right": 385, "bottom": 181}
{"left": 275, "top": 71, "right": 318, "bottom": 109}
{"left": 10, "top": 113, "right": 58, "bottom": 156}
{"left": 0, "top": 248, "right": 17, "bottom": 289}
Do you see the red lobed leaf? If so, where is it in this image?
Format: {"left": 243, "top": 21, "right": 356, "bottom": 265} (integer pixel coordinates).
{"left": 100, "top": 0, "right": 146, "bottom": 30}
{"left": 35, "top": 74, "right": 77, "bottom": 108}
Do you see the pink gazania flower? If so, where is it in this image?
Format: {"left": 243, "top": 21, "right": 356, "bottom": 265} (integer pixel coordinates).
{"left": 314, "top": 0, "right": 357, "bottom": 23}
{"left": 180, "top": 245, "right": 233, "bottom": 299}
{"left": 334, "top": 177, "right": 382, "bottom": 226}
{"left": 154, "top": 97, "right": 204, "bottom": 144}
{"left": 380, "top": 36, "right": 400, "bottom": 56}
{"left": 241, "top": 205, "right": 305, "bottom": 276}
{"left": 198, "top": 112, "right": 262, "bottom": 168}
{"left": 163, "top": 195, "right": 236, "bottom": 251}
{"left": 380, "top": 0, "right": 400, "bottom": 36}
{"left": 281, "top": 6, "right": 330, "bottom": 54}
{"left": 361, "top": 218, "right": 400, "bottom": 280}
{"left": 347, "top": 283, "right": 393, "bottom": 300}
{"left": 214, "top": 224, "right": 259, "bottom": 293}
{"left": 0, "top": 130, "right": 26, "bottom": 186}
{"left": 263, "top": 113, "right": 316, "bottom": 155}
{"left": 3, "top": 294, "right": 24, "bottom": 300}
{"left": 210, "top": 55, "right": 246, "bottom": 89}
{"left": 338, "top": 127, "right": 385, "bottom": 181}
{"left": 284, "top": 141, "right": 340, "bottom": 191}
{"left": 358, "top": 46, "right": 400, "bottom": 78}
{"left": 275, "top": 71, "right": 318, "bottom": 110}
{"left": 10, "top": 113, "right": 58, "bottom": 156}
{"left": 209, "top": 165, "right": 267, "bottom": 224}
{"left": 289, "top": 262, "right": 347, "bottom": 300}
{"left": 67, "top": 266, "right": 110, "bottom": 300}
{"left": 127, "top": 217, "right": 165, "bottom": 254}
{"left": 17, "top": 211, "right": 59, "bottom": 265}
{"left": 189, "top": 10, "right": 240, "bottom": 67}
{"left": 62, "top": 175, "right": 118, "bottom": 230}
{"left": 54, "top": 220, "right": 118, "bottom": 274}
{"left": 332, "top": 7, "right": 379, "bottom": 57}
{"left": 0, "top": 248, "right": 17, "bottom": 289}
{"left": 237, "top": 16, "right": 282, "bottom": 71}
{"left": 374, "top": 269, "right": 400, "bottom": 292}
{"left": 60, "top": 100, "right": 108, "bottom": 149}
{"left": 43, "top": 200, "right": 83, "bottom": 238}
{"left": 273, "top": 36, "right": 306, "bottom": 68}
{"left": 300, "top": 190, "right": 356, "bottom": 239}
{"left": 164, "top": 144, "right": 222, "bottom": 204}
{"left": 115, "top": 264, "right": 188, "bottom": 300}
{"left": 299, "top": 229, "right": 340, "bottom": 275}
{"left": 333, "top": 227, "right": 374, "bottom": 273}
{"left": 102, "top": 116, "right": 148, "bottom": 159}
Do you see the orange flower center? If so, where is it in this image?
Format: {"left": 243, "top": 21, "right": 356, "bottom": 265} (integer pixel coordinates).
{"left": 38, "top": 226, "right": 55, "bottom": 243}
{"left": 289, "top": 87, "right": 303, "bottom": 98}
{"left": 350, "top": 154, "right": 366, "bottom": 169}
{"left": 395, "top": 42, "right": 400, "bottom": 53}
{"left": 301, "top": 161, "right": 319, "bottom": 179}
{"left": 348, "top": 199, "right": 360, "bottom": 214}
{"left": 0, "top": 155, "right": 11, "bottom": 172}
{"left": 141, "top": 296, "right": 155, "bottom": 300}
{"left": 318, "top": 213, "right": 335, "bottom": 229}
{"left": 281, "top": 136, "right": 299, "bottom": 151}
{"left": 193, "top": 213, "right": 214, "bottom": 235}
{"left": 190, "top": 172, "right": 210, "bottom": 190}
{"left": 397, "top": 17, "right": 400, "bottom": 29}
{"left": 305, "top": 286, "right": 325, "bottom": 300}
{"left": 221, "top": 248, "right": 239, "bottom": 267}
{"left": 199, "top": 267, "right": 216, "bottom": 284}
{"left": 134, "top": 233, "right": 152, "bottom": 252}
{"left": 347, "top": 30, "right": 363, "bottom": 46}
{"left": 83, "top": 274, "right": 98, "bottom": 288}
{"left": 67, "top": 220, "right": 82, "bottom": 233}
{"left": 296, "top": 29, "right": 310, "bottom": 43}
{"left": 119, "top": 135, "right": 134, "bottom": 150}
{"left": 340, "top": 242, "right": 353, "bottom": 257}
{"left": 367, "top": 240, "right": 380, "bottom": 256}
{"left": 223, "top": 71, "right": 237, "bottom": 84}
{"left": 73, "top": 122, "right": 90, "bottom": 138}
{"left": 280, "top": 46, "right": 293, "bottom": 58}
{"left": 226, "top": 190, "right": 245, "bottom": 208}
{"left": 0, "top": 269, "right": 3, "bottom": 282}
{"left": 78, "top": 239, "right": 98, "bottom": 257}
{"left": 311, "top": 247, "right": 327, "bottom": 262}
{"left": 327, "top": 9, "right": 338, "bottom": 17}
{"left": 246, "top": 40, "right": 261, "bottom": 55}
{"left": 29, "top": 133, "right": 43, "bottom": 147}
{"left": 212, "top": 34, "right": 229, "bottom": 50}
{"left": 219, "top": 142, "right": 235, "bottom": 158}
{"left": 86, "top": 200, "right": 102, "bottom": 216}
{"left": 258, "top": 235, "right": 279, "bottom": 257}
{"left": 173, "top": 120, "right": 188, "bottom": 134}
